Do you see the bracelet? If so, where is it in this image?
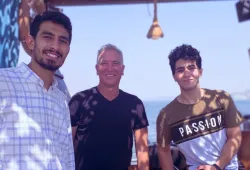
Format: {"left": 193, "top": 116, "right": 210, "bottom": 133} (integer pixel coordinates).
{"left": 213, "top": 164, "right": 222, "bottom": 170}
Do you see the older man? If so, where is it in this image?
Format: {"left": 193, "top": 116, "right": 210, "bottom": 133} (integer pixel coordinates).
{"left": 69, "top": 44, "right": 150, "bottom": 170}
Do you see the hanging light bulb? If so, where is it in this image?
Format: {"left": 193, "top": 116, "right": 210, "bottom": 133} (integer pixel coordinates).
{"left": 146, "top": 0, "right": 164, "bottom": 40}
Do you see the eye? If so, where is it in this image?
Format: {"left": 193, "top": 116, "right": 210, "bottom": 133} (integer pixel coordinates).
{"left": 100, "top": 62, "right": 108, "bottom": 66}
{"left": 60, "top": 39, "right": 68, "bottom": 44}
{"left": 176, "top": 68, "right": 184, "bottom": 73}
{"left": 43, "top": 35, "right": 52, "bottom": 39}
{"left": 113, "top": 62, "right": 120, "bottom": 65}
{"left": 188, "top": 65, "right": 196, "bottom": 70}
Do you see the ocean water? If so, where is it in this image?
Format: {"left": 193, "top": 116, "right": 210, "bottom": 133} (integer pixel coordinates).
{"left": 144, "top": 100, "right": 250, "bottom": 143}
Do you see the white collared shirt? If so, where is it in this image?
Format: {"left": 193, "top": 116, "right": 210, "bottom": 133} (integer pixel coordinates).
{"left": 0, "top": 63, "right": 75, "bottom": 170}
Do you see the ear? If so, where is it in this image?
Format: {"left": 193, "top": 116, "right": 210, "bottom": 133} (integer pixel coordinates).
{"left": 21, "top": 36, "right": 33, "bottom": 56}
{"left": 199, "top": 68, "right": 203, "bottom": 77}
{"left": 95, "top": 64, "right": 99, "bottom": 75}
{"left": 121, "top": 65, "right": 125, "bottom": 75}
{"left": 172, "top": 74, "right": 177, "bottom": 82}
{"left": 26, "top": 35, "right": 35, "bottom": 52}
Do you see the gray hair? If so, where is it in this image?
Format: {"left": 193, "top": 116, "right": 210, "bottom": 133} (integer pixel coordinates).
{"left": 96, "top": 44, "right": 123, "bottom": 64}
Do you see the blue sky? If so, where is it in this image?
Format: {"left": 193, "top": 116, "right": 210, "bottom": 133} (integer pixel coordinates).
{"left": 18, "top": 1, "right": 250, "bottom": 100}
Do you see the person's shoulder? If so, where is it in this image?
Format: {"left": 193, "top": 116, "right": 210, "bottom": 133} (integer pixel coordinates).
{"left": 71, "top": 87, "right": 98, "bottom": 100}
{"left": 203, "top": 88, "right": 231, "bottom": 99}
{"left": 0, "top": 67, "right": 19, "bottom": 77}
{"left": 120, "top": 90, "right": 143, "bottom": 102}
{"left": 158, "top": 98, "right": 178, "bottom": 117}
{"left": 156, "top": 99, "right": 176, "bottom": 126}
{"left": 164, "top": 97, "right": 179, "bottom": 110}
{"left": 0, "top": 67, "right": 19, "bottom": 86}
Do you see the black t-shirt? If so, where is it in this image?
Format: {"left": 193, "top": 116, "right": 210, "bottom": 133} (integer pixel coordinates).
{"left": 69, "top": 87, "right": 149, "bottom": 170}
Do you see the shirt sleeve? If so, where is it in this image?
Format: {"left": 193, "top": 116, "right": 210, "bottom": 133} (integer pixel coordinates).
{"left": 68, "top": 93, "right": 82, "bottom": 127}
{"left": 220, "top": 91, "right": 244, "bottom": 128}
{"left": 62, "top": 113, "right": 75, "bottom": 169}
{"left": 156, "top": 109, "right": 172, "bottom": 147}
{"left": 133, "top": 98, "right": 149, "bottom": 130}
{"left": 58, "top": 101, "right": 75, "bottom": 170}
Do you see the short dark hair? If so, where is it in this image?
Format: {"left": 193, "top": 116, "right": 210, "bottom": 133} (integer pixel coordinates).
{"left": 30, "top": 11, "right": 72, "bottom": 43}
{"left": 168, "top": 44, "right": 202, "bottom": 75}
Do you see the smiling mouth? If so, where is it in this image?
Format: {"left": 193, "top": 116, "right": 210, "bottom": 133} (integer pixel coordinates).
{"left": 46, "top": 51, "right": 60, "bottom": 58}
{"left": 183, "top": 79, "right": 193, "bottom": 82}
{"left": 47, "top": 53, "right": 57, "bottom": 58}
{"left": 105, "top": 74, "right": 115, "bottom": 77}
{"left": 44, "top": 49, "right": 62, "bottom": 59}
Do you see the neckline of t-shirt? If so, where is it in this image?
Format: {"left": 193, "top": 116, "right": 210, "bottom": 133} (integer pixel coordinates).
{"left": 174, "top": 88, "right": 207, "bottom": 106}
{"left": 95, "top": 86, "right": 122, "bottom": 102}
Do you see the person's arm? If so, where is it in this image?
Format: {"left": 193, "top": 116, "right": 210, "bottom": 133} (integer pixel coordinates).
{"left": 214, "top": 92, "right": 243, "bottom": 169}
{"left": 68, "top": 93, "right": 83, "bottom": 141}
{"left": 197, "top": 91, "right": 243, "bottom": 170}
{"left": 59, "top": 112, "right": 75, "bottom": 170}
{"left": 156, "top": 109, "right": 174, "bottom": 170}
{"left": 28, "top": 0, "right": 46, "bottom": 14}
{"left": 18, "top": 0, "right": 32, "bottom": 55}
{"left": 215, "top": 126, "right": 242, "bottom": 168}
{"left": 72, "top": 126, "right": 77, "bottom": 140}
{"left": 133, "top": 99, "right": 150, "bottom": 170}
{"left": 134, "top": 127, "right": 149, "bottom": 170}
{"left": 158, "top": 145, "right": 174, "bottom": 170}
{"left": 197, "top": 126, "right": 242, "bottom": 170}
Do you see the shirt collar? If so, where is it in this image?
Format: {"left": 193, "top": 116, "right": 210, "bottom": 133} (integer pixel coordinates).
{"left": 17, "top": 62, "right": 58, "bottom": 88}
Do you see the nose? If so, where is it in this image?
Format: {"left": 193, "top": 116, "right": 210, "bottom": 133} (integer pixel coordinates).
{"left": 183, "top": 68, "right": 191, "bottom": 77}
{"left": 50, "top": 39, "right": 60, "bottom": 51}
{"left": 107, "top": 63, "right": 113, "bottom": 71}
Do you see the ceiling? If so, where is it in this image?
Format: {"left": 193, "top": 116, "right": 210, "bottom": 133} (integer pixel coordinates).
{"left": 47, "top": 0, "right": 233, "bottom": 6}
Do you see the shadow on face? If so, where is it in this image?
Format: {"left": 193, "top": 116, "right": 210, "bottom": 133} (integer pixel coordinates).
{"left": 173, "top": 59, "right": 203, "bottom": 91}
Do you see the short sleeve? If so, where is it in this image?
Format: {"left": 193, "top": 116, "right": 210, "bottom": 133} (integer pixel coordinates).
{"left": 68, "top": 93, "right": 82, "bottom": 127}
{"left": 133, "top": 98, "right": 149, "bottom": 130}
{"left": 220, "top": 91, "right": 244, "bottom": 128}
{"left": 156, "top": 109, "right": 172, "bottom": 147}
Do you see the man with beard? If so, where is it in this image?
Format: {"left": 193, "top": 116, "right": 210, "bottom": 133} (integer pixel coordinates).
{"left": 0, "top": 11, "right": 75, "bottom": 170}
{"left": 19, "top": 0, "right": 71, "bottom": 102}
{"left": 69, "top": 44, "right": 149, "bottom": 170}
{"left": 156, "top": 44, "right": 244, "bottom": 170}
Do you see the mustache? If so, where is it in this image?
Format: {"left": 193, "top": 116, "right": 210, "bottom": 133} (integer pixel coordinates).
{"left": 44, "top": 49, "right": 62, "bottom": 57}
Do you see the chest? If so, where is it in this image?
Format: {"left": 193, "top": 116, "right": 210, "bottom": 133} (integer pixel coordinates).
{"left": 0, "top": 85, "right": 68, "bottom": 136}
{"left": 77, "top": 98, "right": 136, "bottom": 136}
{"left": 169, "top": 103, "right": 226, "bottom": 144}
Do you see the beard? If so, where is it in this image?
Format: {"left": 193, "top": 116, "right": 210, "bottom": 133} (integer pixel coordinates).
{"left": 33, "top": 46, "right": 62, "bottom": 71}
{"left": 36, "top": 58, "right": 59, "bottom": 71}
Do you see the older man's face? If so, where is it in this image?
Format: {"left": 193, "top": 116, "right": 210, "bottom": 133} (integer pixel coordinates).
{"left": 96, "top": 49, "right": 124, "bottom": 87}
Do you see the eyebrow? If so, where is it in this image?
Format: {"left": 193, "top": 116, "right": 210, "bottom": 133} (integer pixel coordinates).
{"left": 187, "top": 64, "right": 196, "bottom": 68}
{"left": 113, "top": 60, "right": 121, "bottom": 63}
{"left": 40, "top": 31, "right": 69, "bottom": 42}
{"left": 176, "top": 64, "right": 196, "bottom": 70}
{"left": 99, "top": 60, "right": 122, "bottom": 65}
{"left": 40, "top": 31, "right": 54, "bottom": 36}
{"left": 176, "top": 66, "right": 184, "bottom": 70}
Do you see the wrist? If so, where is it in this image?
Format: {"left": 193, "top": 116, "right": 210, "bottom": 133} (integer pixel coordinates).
{"left": 213, "top": 164, "right": 222, "bottom": 170}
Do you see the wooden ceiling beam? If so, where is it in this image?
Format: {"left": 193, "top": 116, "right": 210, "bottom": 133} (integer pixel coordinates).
{"left": 47, "top": 0, "right": 233, "bottom": 6}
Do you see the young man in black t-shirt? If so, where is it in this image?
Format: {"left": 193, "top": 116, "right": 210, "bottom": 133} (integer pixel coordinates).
{"left": 69, "top": 44, "right": 149, "bottom": 170}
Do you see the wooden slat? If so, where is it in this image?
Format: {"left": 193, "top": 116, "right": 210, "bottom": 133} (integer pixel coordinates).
{"left": 47, "top": 0, "right": 233, "bottom": 6}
